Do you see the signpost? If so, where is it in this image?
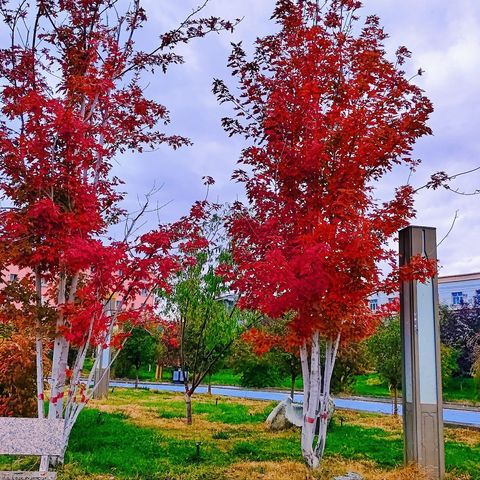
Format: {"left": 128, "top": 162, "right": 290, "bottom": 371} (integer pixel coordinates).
{"left": 399, "top": 226, "right": 445, "bottom": 479}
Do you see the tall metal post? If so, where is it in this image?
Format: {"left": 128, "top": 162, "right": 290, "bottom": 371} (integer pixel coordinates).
{"left": 399, "top": 226, "right": 444, "bottom": 479}
{"left": 93, "top": 307, "right": 113, "bottom": 400}
{"left": 93, "top": 344, "right": 110, "bottom": 400}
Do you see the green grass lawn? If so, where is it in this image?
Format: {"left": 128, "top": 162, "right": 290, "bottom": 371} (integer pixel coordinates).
{"left": 210, "top": 369, "right": 304, "bottom": 391}
{"left": 1, "top": 389, "right": 478, "bottom": 479}
{"left": 111, "top": 364, "right": 479, "bottom": 407}
{"left": 350, "top": 374, "right": 479, "bottom": 405}
{"left": 112, "top": 366, "right": 302, "bottom": 391}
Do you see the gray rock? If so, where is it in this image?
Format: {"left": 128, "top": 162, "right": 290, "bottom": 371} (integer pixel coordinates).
{"left": 333, "top": 473, "right": 364, "bottom": 480}
{"left": 265, "top": 396, "right": 335, "bottom": 431}
{"left": 265, "top": 397, "right": 296, "bottom": 431}
{"left": 0, "top": 418, "right": 63, "bottom": 479}
{"left": 0, "top": 473, "right": 57, "bottom": 479}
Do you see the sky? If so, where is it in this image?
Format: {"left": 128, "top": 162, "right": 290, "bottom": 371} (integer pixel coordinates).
{"left": 112, "top": 0, "right": 480, "bottom": 276}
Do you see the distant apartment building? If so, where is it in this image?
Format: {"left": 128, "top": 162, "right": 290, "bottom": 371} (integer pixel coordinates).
{"left": 369, "top": 271, "right": 480, "bottom": 311}
{"left": 438, "top": 272, "right": 480, "bottom": 307}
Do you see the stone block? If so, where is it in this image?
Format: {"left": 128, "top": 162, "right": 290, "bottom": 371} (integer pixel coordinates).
{"left": 0, "top": 418, "right": 64, "bottom": 457}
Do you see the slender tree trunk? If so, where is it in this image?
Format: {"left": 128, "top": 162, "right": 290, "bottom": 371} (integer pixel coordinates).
{"left": 36, "top": 272, "right": 48, "bottom": 473}
{"left": 290, "top": 372, "right": 296, "bottom": 400}
{"left": 34, "top": 271, "right": 45, "bottom": 419}
{"left": 155, "top": 362, "right": 163, "bottom": 382}
{"left": 35, "top": 334, "right": 44, "bottom": 417}
{"left": 55, "top": 339, "right": 70, "bottom": 418}
{"left": 185, "top": 391, "right": 192, "bottom": 425}
{"left": 135, "top": 367, "right": 139, "bottom": 389}
{"left": 207, "top": 373, "right": 212, "bottom": 395}
{"left": 393, "top": 384, "right": 398, "bottom": 416}
{"left": 49, "top": 333, "right": 64, "bottom": 416}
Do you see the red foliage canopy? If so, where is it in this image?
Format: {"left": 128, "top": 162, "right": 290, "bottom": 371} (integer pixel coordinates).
{"left": 214, "top": 0, "right": 434, "bottom": 343}
{"left": 0, "top": 0, "right": 230, "bottom": 348}
{"left": 0, "top": 0, "right": 233, "bottom": 420}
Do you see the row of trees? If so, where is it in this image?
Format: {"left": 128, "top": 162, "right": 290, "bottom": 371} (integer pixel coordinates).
{"left": 112, "top": 300, "right": 480, "bottom": 422}
{"left": 0, "top": 0, "right": 451, "bottom": 471}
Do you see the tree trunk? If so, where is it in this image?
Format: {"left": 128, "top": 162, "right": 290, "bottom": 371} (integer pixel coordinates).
{"left": 34, "top": 271, "right": 45, "bottom": 420}
{"left": 207, "top": 373, "right": 212, "bottom": 395}
{"left": 42, "top": 274, "right": 74, "bottom": 470}
{"left": 299, "top": 331, "right": 340, "bottom": 469}
{"left": 300, "top": 331, "right": 321, "bottom": 469}
{"left": 135, "top": 368, "right": 139, "bottom": 389}
{"left": 290, "top": 372, "right": 296, "bottom": 400}
{"left": 48, "top": 274, "right": 72, "bottom": 420}
{"left": 155, "top": 362, "right": 163, "bottom": 382}
{"left": 49, "top": 336, "right": 69, "bottom": 419}
{"left": 393, "top": 384, "right": 398, "bottom": 416}
{"left": 185, "top": 392, "right": 192, "bottom": 425}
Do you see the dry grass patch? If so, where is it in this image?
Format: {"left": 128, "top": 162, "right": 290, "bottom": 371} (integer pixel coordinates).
{"left": 226, "top": 459, "right": 432, "bottom": 480}
{"left": 91, "top": 392, "right": 267, "bottom": 444}
{"left": 92, "top": 402, "right": 221, "bottom": 438}
{"left": 60, "top": 464, "right": 117, "bottom": 480}
{"left": 317, "top": 458, "right": 431, "bottom": 480}
{"left": 444, "top": 426, "right": 480, "bottom": 447}
{"left": 336, "top": 410, "right": 402, "bottom": 434}
{"left": 226, "top": 460, "right": 311, "bottom": 480}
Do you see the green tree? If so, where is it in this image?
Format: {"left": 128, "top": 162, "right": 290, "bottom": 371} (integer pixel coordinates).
{"left": 228, "top": 338, "right": 285, "bottom": 389}
{"left": 159, "top": 211, "right": 248, "bottom": 424}
{"left": 114, "top": 328, "right": 156, "bottom": 388}
{"left": 367, "top": 317, "right": 402, "bottom": 415}
{"left": 331, "top": 342, "right": 370, "bottom": 394}
{"left": 440, "top": 344, "right": 459, "bottom": 389}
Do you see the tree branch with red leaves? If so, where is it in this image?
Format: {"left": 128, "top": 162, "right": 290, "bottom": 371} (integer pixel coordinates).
{"left": 0, "top": 0, "right": 236, "bottom": 469}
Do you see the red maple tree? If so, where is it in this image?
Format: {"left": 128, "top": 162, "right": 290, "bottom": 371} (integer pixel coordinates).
{"left": 214, "top": 0, "right": 434, "bottom": 468}
{"left": 242, "top": 316, "right": 301, "bottom": 399}
{"left": 0, "top": 0, "right": 233, "bottom": 465}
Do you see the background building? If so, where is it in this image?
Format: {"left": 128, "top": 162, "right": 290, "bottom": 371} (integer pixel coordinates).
{"left": 370, "top": 272, "right": 480, "bottom": 311}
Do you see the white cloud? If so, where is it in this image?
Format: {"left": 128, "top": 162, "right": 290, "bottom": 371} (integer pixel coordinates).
{"left": 117, "top": 0, "right": 480, "bottom": 275}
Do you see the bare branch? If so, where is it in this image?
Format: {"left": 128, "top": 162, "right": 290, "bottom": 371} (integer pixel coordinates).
{"left": 437, "top": 210, "right": 459, "bottom": 247}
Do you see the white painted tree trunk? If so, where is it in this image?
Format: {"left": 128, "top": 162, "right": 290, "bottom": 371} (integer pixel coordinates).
{"left": 38, "top": 275, "right": 147, "bottom": 470}
{"left": 35, "top": 271, "right": 48, "bottom": 473}
{"left": 34, "top": 271, "right": 45, "bottom": 419}
{"left": 48, "top": 275, "right": 70, "bottom": 421}
{"left": 299, "top": 330, "right": 340, "bottom": 469}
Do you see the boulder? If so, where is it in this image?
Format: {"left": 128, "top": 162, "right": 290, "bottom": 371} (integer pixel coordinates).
{"left": 265, "top": 397, "right": 297, "bottom": 431}
{"left": 265, "top": 396, "right": 335, "bottom": 431}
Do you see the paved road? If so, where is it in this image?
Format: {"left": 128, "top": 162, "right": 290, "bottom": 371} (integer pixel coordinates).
{"left": 109, "top": 381, "right": 480, "bottom": 428}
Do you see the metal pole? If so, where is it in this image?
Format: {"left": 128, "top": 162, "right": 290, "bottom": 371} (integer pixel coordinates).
{"left": 399, "top": 226, "right": 445, "bottom": 479}
{"left": 93, "top": 307, "right": 113, "bottom": 400}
